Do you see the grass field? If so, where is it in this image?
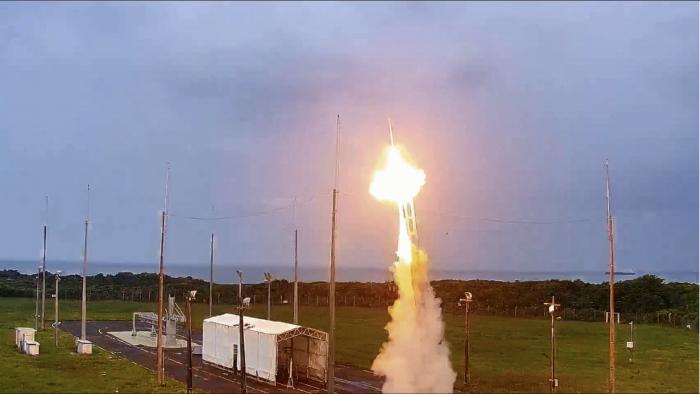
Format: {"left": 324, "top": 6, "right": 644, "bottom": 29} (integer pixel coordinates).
{"left": 1, "top": 297, "right": 697, "bottom": 393}
{"left": 0, "top": 298, "right": 187, "bottom": 393}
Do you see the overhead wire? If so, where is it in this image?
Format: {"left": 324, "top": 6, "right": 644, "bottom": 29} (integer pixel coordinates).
{"left": 167, "top": 193, "right": 326, "bottom": 222}
{"left": 337, "top": 191, "right": 597, "bottom": 226}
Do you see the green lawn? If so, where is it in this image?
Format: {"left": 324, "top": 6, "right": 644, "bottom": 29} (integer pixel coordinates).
{"left": 1, "top": 297, "right": 697, "bottom": 393}
{"left": 0, "top": 298, "right": 186, "bottom": 393}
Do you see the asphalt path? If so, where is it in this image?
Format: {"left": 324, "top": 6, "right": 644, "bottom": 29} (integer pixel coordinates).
{"left": 61, "top": 320, "right": 383, "bottom": 393}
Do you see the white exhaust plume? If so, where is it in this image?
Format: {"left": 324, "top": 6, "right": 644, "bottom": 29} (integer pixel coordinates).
{"left": 370, "top": 144, "right": 456, "bottom": 393}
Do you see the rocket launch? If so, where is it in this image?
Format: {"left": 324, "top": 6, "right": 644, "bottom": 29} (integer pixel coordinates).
{"left": 370, "top": 123, "right": 456, "bottom": 393}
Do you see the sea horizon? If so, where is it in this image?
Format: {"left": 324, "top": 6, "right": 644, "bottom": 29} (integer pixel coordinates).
{"left": 1, "top": 259, "right": 697, "bottom": 285}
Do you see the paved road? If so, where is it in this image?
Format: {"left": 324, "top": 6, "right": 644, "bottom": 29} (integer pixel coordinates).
{"left": 61, "top": 320, "right": 383, "bottom": 393}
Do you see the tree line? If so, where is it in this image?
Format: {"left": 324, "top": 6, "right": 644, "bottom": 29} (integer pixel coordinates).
{"left": 1, "top": 269, "right": 696, "bottom": 327}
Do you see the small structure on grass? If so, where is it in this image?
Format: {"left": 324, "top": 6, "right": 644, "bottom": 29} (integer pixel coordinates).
{"left": 202, "top": 314, "right": 328, "bottom": 386}
{"left": 16, "top": 327, "right": 39, "bottom": 356}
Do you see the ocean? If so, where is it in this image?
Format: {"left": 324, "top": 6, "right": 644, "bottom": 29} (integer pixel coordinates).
{"left": 1, "top": 259, "right": 697, "bottom": 284}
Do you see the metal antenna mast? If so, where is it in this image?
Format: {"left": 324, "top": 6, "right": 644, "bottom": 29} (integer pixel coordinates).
{"left": 328, "top": 114, "right": 340, "bottom": 393}
{"left": 605, "top": 159, "right": 616, "bottom": 394}
{"left": 41, "top": 196, "right": 48, "bottom": 329}
{"left": 156, "top": 164, "right": 170, "bottom": 386}
{"left": 209, "top": 232, "right": 214, "bottom": 317}
{"left": 294, "top": 229, "right": 299, "bottom": 324}
{"left": 80, "top": 184, "right": 90, "bottom": 340}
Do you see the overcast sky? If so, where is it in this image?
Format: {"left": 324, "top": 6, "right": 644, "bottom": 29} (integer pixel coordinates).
{"left": 1, "top": 2, "right": 697, "bottom": 276}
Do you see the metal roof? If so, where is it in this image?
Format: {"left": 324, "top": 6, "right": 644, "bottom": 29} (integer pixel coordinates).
{"left": 203, "top": 314, "right": 302, "bottom": 335}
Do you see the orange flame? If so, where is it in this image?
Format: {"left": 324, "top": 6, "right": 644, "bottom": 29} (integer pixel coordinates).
{"left": 370, "top": 146, "right": 425, "bottom": 264}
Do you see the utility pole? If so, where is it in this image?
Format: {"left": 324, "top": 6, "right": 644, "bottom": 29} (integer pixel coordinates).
{"left": 294, "top": 229, "right": 299, "bottom": 324}
{"left": 605, "top": 160, "right": 616, "bottom": 394}
{"left": 237, "top": 271, "right": 248, "bottom": 394}
{"left": 41, "top": 196, "right": 48, "bottom": 330}
{"left": 35, "top": 266, "right": 42, "bottom": 330}
{"left": 53, "top": 270, "right": 62, "bottom": 347}
{"left": 328, "top": 114, "right": 340, "bottom": 393}
{"left": 81, "top": 184, "right": 90, "bottom": 341}
{"left": 156, "top": 165, "right": 170, "bottom": 386}
{"left": 185, "top": 290, "right": 197, "bottom": 394}
{"left": 209, "top": 233, "right": 214, "bottom": 317}
{"left": 264, "top": 272, "right": 272, "bottom": 320}
{"left": 544, "top": 296, "right": 560, "bottom": 394}
{"left": 459, "top": 292, "right": 473, "bottom": 385}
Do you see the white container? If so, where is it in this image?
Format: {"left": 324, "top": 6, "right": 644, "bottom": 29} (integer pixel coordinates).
{"left": 77, "top": 339, "right": 93, "bottom": 354}
{"left": 202, "top": 314, "right": 328, "bottom": 385}
{"left": 15, "top": 327, "right": 36, "bottom": 351}
{"left": 25, "top": 340, "right": 40, "bottom": 356}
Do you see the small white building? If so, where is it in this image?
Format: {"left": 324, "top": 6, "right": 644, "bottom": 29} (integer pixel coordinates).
{"left": 202, "top": 314, "right": 328, "bottom": 386}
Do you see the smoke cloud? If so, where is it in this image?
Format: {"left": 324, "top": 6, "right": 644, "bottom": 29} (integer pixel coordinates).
{"left": 371, "top": 250, "right": 456, "bottom": 393}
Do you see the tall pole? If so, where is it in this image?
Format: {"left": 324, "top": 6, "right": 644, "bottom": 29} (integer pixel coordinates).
{"left": 237, "top": 270, "right": 243, "bottom": 303}
{"left": 237, "top": 271, "right": 247, "bottom": 394}
{"left": 605, "top": 160, "right": 616, "bottom": 394}
{"left": 35, "top": 266, "right": 41, "bottom": 330}
{"left": 328, "top": 114, "right": 340, "bottom": 393}
{"left": 459, "top": 292, "right": 473, "bottom": 385}
{"left": 41, "top": 195, "right": 48, "bottom": 329}
{"left": 156, "top": 210, "right": 166, "bottom": 385}
{"left": 81, "top": 184, "right": 90, "bottom": 341}
{"left": 265, "top": 273, "right": 272, "bottom": 320}
{"left": 544, "top": 296, "right": 560, "bottom": 394}
{"left": 209, "top": 233, "right": 214, "bottom": 317}
{"left": 328, "top": 189, "right": 337, "bottom": 392}
{"left": 156, "top": 165, "right": 170, "bottom": 386}
{"left": 54, "top": 271, "right": 61, "bottom": 347}
{"left": 293, "top": 229, "right": 299, "bottom": 324}
{"left": 628, "top": 321, "right": 634, "bottom": 363}
{"left": 186, "top": 291, "right": 196, "bottom": 394}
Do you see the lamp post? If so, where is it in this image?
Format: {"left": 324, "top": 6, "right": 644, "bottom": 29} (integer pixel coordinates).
{"left": 53, "top": 270, "right": 62, "bottom": 347}
{"left": 458, "top": 292, "right": 473, "bottom": 385}
{"left": 185, "top": 290, "right": 197, "bottom": 394}
{"left": 544, "top": 296, "right": 561, "bottom": 394}
{"left": 264, "top": 272, "right": 272, "bottom": 320}
{"left": 627, "top": 321, "right": 634, "bottom": 363}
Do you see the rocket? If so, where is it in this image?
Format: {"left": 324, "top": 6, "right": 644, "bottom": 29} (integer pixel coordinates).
{"left": 387, "top": 119, "right": 428, "bottom": 307}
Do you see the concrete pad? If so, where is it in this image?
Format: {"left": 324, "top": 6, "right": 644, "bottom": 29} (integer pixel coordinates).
{"left": 108, "top": 331, "right": 187, "bottom": 349}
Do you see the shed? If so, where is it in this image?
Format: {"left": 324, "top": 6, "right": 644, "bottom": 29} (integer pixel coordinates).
{"left": 202, "top": 314, "right": 328, "bottom": 385}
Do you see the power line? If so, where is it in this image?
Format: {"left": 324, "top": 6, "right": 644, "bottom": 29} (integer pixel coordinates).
{"left": 337, "top": 192, "right": 596, "bottom": 225}
{"left": 168, "top": 194, "right": 324, "bottom": 222}
{"left": 420, "top": 209, "right": 596, "bottom": 225}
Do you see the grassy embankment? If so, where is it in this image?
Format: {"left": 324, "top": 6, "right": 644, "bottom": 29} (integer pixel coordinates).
{"left": 1, "top": 297, "right": 697, "bottom": 393}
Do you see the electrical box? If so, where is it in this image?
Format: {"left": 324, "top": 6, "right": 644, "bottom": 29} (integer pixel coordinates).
{"left": 24, "top": 340, "right": 40, "bottom": 356}
{"left": 77, "top": 339, "right": 93, "bottom": 354}
{"left": 626, "top": 341, "right": 634, "bottom": 349}
{"left": 15, "top": 327, "right": 36, "bottom": 351}
{"left": 553, "top": 379, "right": 559, "bottom": 387}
